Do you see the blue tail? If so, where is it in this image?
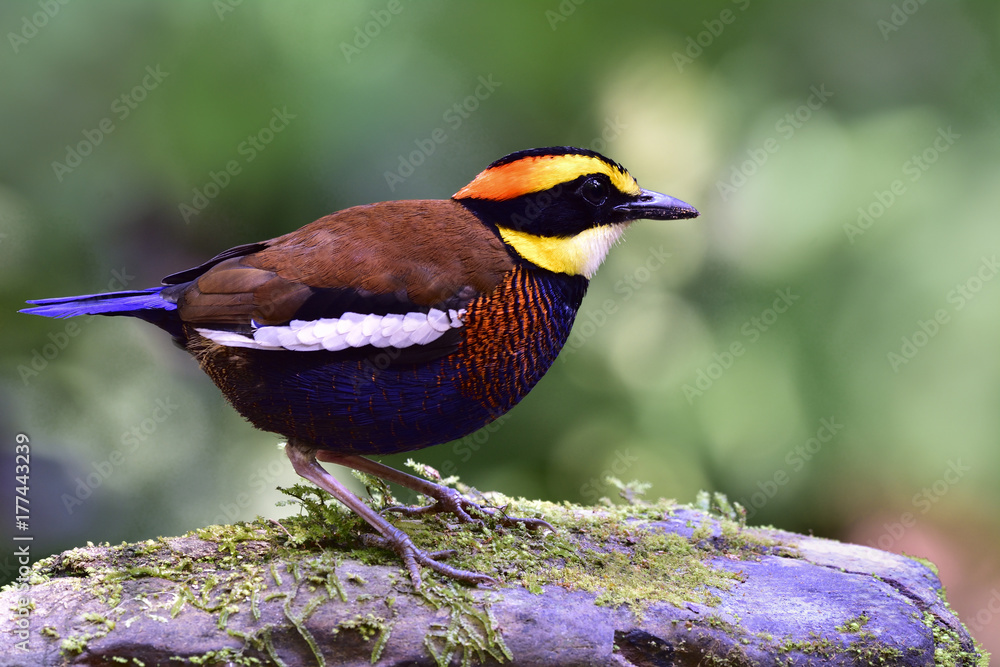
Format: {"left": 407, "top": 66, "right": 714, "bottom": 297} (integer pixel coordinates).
{"left": 22, "top": 287, "right": 175, "bottom": 318}
{"left": 21, "top": 287, "right": 182, "bottom": 338}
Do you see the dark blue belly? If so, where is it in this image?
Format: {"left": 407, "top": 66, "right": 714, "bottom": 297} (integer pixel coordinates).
{"left": 199, "top": 267, "right": 587, "bottom": 455}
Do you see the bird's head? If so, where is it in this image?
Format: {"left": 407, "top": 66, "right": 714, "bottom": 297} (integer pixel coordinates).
{"left": 454, "top": 147, "right": 699, "bottom": 279}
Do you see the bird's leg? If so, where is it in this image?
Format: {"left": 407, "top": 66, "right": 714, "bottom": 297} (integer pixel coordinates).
{"left": 284, "top": 439, "right": 496, "bottom": 588}
{"left": 316, "top": 451, "right": 555, "bottom": 533}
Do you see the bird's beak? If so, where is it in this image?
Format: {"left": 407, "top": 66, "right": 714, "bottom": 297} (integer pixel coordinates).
{"left": 614, "top": 188, "right": 700, "bottom": 221}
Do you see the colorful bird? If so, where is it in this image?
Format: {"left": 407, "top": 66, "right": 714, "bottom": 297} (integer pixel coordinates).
{"left": 22, "top": 147, "right": 698, "bottom": 587}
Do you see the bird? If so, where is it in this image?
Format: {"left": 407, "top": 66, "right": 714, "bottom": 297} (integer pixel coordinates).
{"left": 22, "top": 146, "right": 699, "bottom": 587}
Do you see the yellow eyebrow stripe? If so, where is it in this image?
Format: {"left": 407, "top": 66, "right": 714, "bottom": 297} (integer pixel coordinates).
{"left": 455, "top": 154, "right": 640, "bottom": 201}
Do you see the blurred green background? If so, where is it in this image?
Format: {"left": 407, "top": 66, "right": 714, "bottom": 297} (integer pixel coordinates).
{"left": 2, "top": 0, "right": 999, "bottom": 651}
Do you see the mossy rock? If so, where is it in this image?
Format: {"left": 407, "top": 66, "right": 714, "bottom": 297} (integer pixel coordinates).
{"left": 0, "top": 487, "right": 987, "bottom": 666}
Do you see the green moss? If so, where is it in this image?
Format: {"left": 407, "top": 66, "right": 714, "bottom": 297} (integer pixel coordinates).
{"left": 758, "top": 594, "right": 986, "bottom": 667}
{"left": 332, "top": 613, "right": 392, "bottom": 663}
{"left": 418, "top": 583, "right": 511, "bottom": 667}
{"left": 12, "top": 476, "right": 987, "bottom": 667}
{"left": 60, "top": 634, "right": 88, "bottom": 657}
{"left": 59, "top": 612, "right": 116, "bottom": 658}
{"left": 389, "top": 490, "right": 775, "bottom": 618}
{"left": 770, "top": 631, "right": 909, "bottom": 665}
{"left": 705, "top": 615, "right": 738, "bottom": 634}
{"left": 690, "top": 517, "right": 715, "bottom": 542}
{"left": 845, "top": 639, "right": 903, "bottom": 664}
{"left": 566, "top": 531, "right": 732, "bottom": 610}
{"left": 182, "top": 648, "right": 264, "bottom": 666}
{"left": 694, "top": 490, "right": 746, "bottom": 527}
{"left": 778, "top": 634, "right": 838, "bottom": 658}
{"left": 282, "top": 592, "right": 325, "bottom": 667}
{"left": 835, "top": 612, "right": 870, "bottom": 633}
{"left": 195, "top": 522, "right": 265, "bottom": 546}
{"left": 922, "top": 610, "right": 991, "bottom": 667}
{"left": 602, "top": 476, "right": 653, "bottom": 505}
{"left": 274, "top": 484, "right": 367, "bottom": 549}
{"left": 908, "top": 554, "right": 940, "bottom": 576}
{"left": 13, "top": 481, "right": 780, "bottom": 665}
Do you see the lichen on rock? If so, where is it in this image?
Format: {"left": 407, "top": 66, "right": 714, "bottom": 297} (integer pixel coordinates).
{"left": 0, "top": 480, "right": 987, "bottom": 666}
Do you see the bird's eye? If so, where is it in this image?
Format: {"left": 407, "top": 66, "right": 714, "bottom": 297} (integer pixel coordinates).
{"left": 580, "top": 177, "right": 609, "bottom": 206}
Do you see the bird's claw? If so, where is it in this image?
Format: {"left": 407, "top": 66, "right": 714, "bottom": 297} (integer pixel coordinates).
{"left": 383, "top": 485, "right": 554, "bottom": 533}
{"left": 361, "top": 533, "right": 496, "bottom": 588}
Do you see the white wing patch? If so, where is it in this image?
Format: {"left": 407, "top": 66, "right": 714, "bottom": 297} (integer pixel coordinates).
{"left": 196, "top": 308, "right": 466, "bottom": 351}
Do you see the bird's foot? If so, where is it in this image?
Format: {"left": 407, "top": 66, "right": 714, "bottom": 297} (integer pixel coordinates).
{"left": 384, "top": 484, "right": 555, "bottom": 533}
{"left": 318, "top": 452, "right": 556, "bottom": 534}
{"left": 361, "top": 525, "right": 497, "bottom": 588}
{"left": 286, "top": 441, "right": 497, "bottom": 589}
